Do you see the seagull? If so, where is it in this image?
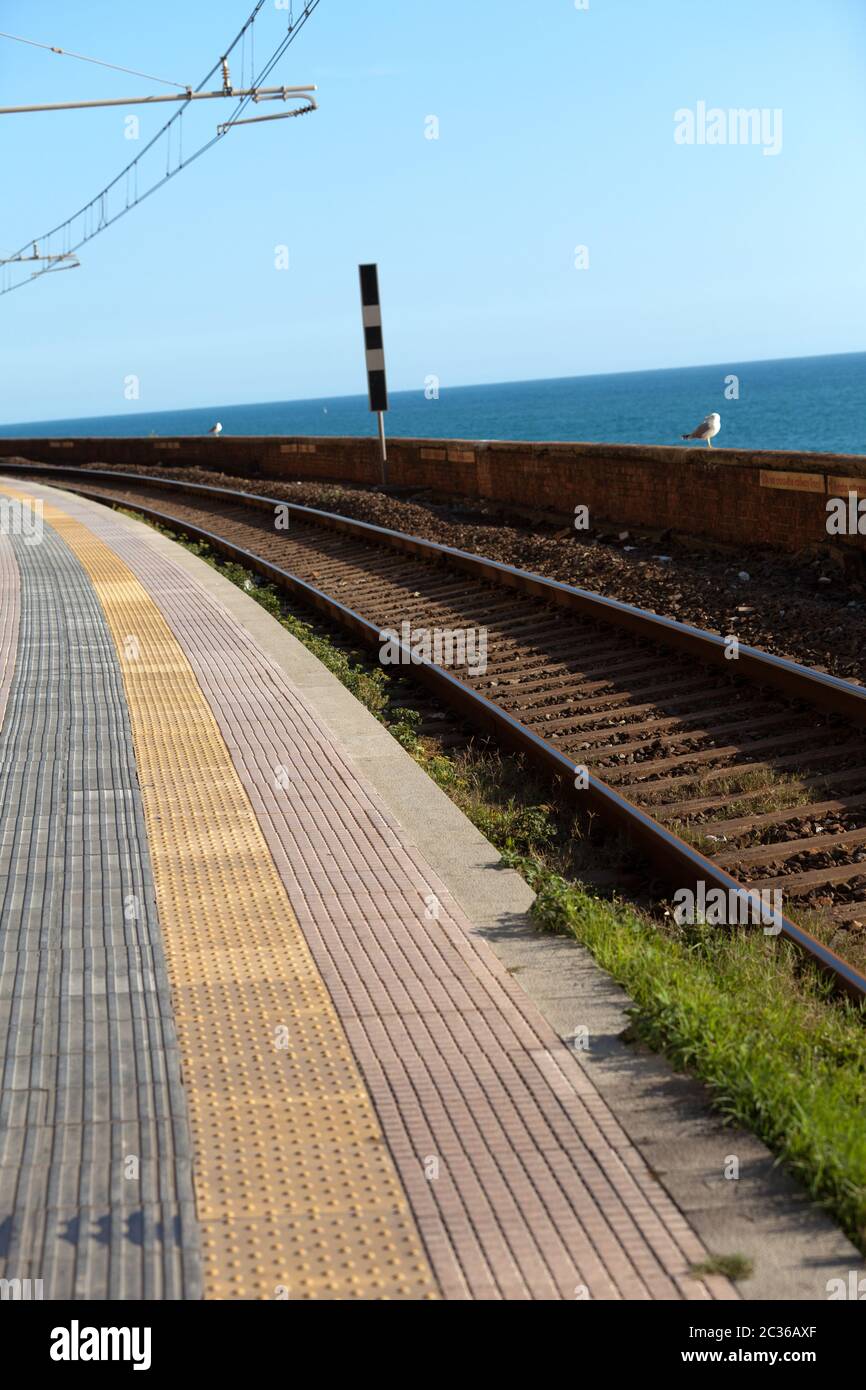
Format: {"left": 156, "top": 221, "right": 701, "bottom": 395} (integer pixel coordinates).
{"left": 681, "top": 412, "right": 721, "bottom": 447}
{"left": 208, "top": 422, "right": 223, "bottom": 437}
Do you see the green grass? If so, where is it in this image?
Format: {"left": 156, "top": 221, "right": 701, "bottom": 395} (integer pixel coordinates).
{"left": 125, "top": 513, "right": 866, "bottom": 1255}
{"left": 510, "top": 858, "right": 866, "bottom": 1250}
{"left": 644, "top": 768, "right": 812, "bottom": 820}
{"left": 690, "top": 1254, "right": 754, "bottom": 1282}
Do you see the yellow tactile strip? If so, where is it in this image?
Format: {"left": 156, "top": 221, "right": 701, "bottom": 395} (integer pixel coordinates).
{"left": 0, "top": 531, "right": 19, "bottom": 732}
{"left": 13, "top": 488, "right": 438, "bottom": 1301}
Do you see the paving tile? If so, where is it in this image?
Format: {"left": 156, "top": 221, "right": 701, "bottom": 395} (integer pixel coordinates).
{"left": 0, "top": 508, "right": 200, "bottom": 1299}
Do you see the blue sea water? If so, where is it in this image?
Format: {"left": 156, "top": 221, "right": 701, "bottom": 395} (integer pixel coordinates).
{"left": 1, "top": 352, "right": 863, "bottom": 455}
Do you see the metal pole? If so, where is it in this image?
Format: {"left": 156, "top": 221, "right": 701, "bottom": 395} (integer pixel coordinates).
{"left": 0, "top": 85, "right": 316, "bottom": 116}
{"left": 377, "top": 411, "right": 388, "bottom": 486}
{"left": 359, "top": 263, "right": 389, "bottom": 485}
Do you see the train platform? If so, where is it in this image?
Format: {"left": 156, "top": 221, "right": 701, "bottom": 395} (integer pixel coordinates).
{"left": 0, "top": 477, "right": 860, "bottom": 1302}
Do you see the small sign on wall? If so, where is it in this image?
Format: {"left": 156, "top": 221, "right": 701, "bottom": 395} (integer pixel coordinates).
{"left": 759, "top": 470, "right": 825, "bottom": 493}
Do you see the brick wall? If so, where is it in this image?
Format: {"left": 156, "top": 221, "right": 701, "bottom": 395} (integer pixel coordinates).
{"left": 1, "top": 434, "right": 865, "bottom": 554}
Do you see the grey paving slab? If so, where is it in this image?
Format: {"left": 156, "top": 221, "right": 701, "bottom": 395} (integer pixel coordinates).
{"left": 0, "top": 515, "right": 200, "bottom": 1299}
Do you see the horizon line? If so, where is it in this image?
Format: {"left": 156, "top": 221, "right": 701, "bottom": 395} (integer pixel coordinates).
{"left": 0, "top": 346, "right": 862, "bottom": 432}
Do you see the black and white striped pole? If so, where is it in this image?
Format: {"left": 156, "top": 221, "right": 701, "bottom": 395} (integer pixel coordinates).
{"left": 359, "top": 263, "right": 389, "bottom": 485}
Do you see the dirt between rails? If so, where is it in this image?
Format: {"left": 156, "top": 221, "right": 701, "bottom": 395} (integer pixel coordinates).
{"left": 11, "top": 461, "right": 866, "bottom": 683}
{"left": 15, "top": 459, "right": 866, "bottom": 684}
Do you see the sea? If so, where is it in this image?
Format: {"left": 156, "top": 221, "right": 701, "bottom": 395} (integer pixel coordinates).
{"left": 1, "top": 351, "right": 863, "bottom": 455}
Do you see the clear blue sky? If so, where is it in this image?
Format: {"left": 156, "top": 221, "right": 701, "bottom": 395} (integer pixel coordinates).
{"left": 1, "top": 0, "right": 864, "bottom": 424}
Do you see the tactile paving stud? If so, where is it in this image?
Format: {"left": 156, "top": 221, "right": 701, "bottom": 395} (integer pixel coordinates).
{"left": 21, "top": 491, "right": 438, "bottom": 1301}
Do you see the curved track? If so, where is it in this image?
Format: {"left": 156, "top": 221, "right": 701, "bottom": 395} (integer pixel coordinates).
{"left": 9, "top": 463, "right": 866, "bottom": 1002}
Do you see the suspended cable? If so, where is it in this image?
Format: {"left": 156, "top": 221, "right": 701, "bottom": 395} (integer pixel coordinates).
{"left": 0, "top": 29, "right": 188, "bottom": 89}
{"left": 0, "top": 1, "right": 322, "bottom": 298}
{"left": 217, "top": 3, "right": 318, "bottom": 134}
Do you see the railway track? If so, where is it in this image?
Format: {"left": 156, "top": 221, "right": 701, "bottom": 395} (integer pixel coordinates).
{"left": 9, "top": 462, "right": 866, "bottom": 1001}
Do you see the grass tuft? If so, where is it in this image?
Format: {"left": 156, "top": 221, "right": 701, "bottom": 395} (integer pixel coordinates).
{"left": 515, "top": 858, "right": 866, "bottom": 1251}
{"left": 690, "top": 1254, "right": 754, "bottom": 1282}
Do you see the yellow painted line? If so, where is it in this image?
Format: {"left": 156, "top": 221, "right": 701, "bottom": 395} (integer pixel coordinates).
{"left": 5, "top": 487, "right": 438, "bottom": 1301}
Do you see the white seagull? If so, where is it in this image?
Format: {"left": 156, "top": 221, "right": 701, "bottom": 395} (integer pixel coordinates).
{"left": 208, "top": 421, "right": 223, "bottom": 437}
{"left": 681, "top": 412, "right": 721, "bottom": 447}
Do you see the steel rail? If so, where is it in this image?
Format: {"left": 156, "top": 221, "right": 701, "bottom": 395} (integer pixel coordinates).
{"left": 7, "top": 462, "right": 866, "bottom": 1002}
{"left": 12, "top": 462, "right": 866, "bottom": 723}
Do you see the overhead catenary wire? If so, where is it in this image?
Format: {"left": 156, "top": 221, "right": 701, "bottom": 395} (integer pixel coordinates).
{"left": 217, "top": 4, "right": 316, "bottom": 133}
{"left": 0, "top": 1, "right": 322, "bottom": 298}
{"left": 0, "top": 29, "right": 188, "bottom": 89}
